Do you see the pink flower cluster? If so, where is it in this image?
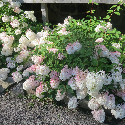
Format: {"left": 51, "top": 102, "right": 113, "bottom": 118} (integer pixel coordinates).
{"left": 36, "top": 82, "right": 48, "bottom": 99}
{"left": 91, "top": 109, "right": 105, "bottom": 123}
{"left": 49, "top": 70, "right": 60, "bottom": 89}
{"left": 31, "top": 55, "right": 45, "bottom": 65}
{"left": 59, "top": 65, "right": 73, "bottom": 81}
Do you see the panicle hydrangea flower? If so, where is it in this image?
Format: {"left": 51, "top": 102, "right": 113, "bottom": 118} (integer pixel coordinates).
{"left": 86, "top": 71, "right": 105, "bottom": 97}
{"left": 9, "top": 1, "right": 21, "bottom": 8}
{"left": 57, "top": 27, "right": 70, "bottom": 35}
{"left": 91, "top": 109, "right": 105, "bottom": 123}
{"left": 1, "top": 46, "right": 13, "bottom": 56}
{"left": 76, "top": 88, "right": 87, "bottom": 99}
{"left": 49, "top": 70, "right": 60, "bottom": 79}
{"left": 104, "top": 94, "right": 115, "bottom": 110}
{"left": 57, "top": 53, "right": 65, "bottom": 60}
{"left": 94, "top": 45, "right": 110, "bottom": 58}
{"left": 96, "top": 93, "right": 108, "bottom": 106}
{"left": 95, "top": 24, "right": 107, "bottom": 32}
{"left": 66, "top": 43, "right": 75, "bottom": 54}
{"left": 0, "top": 1, "right": 3, "bottom": 7}
{"left": 110, "top": 51, "right": 121, "bottom": 58}
{"left": 0, "top": 68, "right": 10, "bottom": 80}
{"left": 106, "top": 22, "right": 112, "bottom": 30}
{"left": 68, "top": 96, "right": 78, "bottom": 109}
{"left": 2, "top": 15, "right": 10, "bottom": 22}
{"left": 55, "top": 89, "right": 66, "bottom": 101}
{"left": 24, "top": 11, "right": 36, "bottom": 22}
{"left": 22, "top": 22, "right": 28, "bottom": 28}
{"left": 72, "top": 41, "right": 82, "bottom": 52}
{"left": 66, "top": 42, "right": 82, "bottom": 54}
{"left": 15, "top": 29, "right": 21, "bottom": 35}
{"left": 68, "top": 77, "right": 77, "bottom": 90}
{"left": 19, "top": 36, "right": 29, "bottom": 46}
{"left": 59, "top": 65, "right": 72, "bottom": 81}
{"left": 112, "top": 71, "right": 122, "bottom": 82}
{"left": 0, "top": 32, "right": 7, "bottom": 41}
{"left": 104, "top": 74, "right": 112, "bottom": 85}
{"left": 74, "top": 70, "right": 88, "bottom": 90}
{"left": 36, "top": 82, "right": 45, "bottom": 99}
{"left": 22, "top": 67, "right": 33, "bottom": 77}
{"left": 95, "top": 38, "right": 104, "bottom": 43}
{"left": 111, "top": 104, "right": 125, "bottom": 119}
{"left": 12, "top": 71, "right": 22, "bottom": 83}
{"left": 31, "top": 55, "right": 45, "bottom": 65}
{"left": 3, "top": 35, "right": 14, "bottom": 45}
{"left": 23, "top": 75, "right": 39, "bottom": 90}
{"left": 88, "top": 98, "right": 100, "bottom": 110}
{"left": 50, "top": 76, "right": 60, "bottom": 89}
{"left": 7, "top": 62, "right": 15, "bottom": 68}
{"left": 26, "top": 29, "right": 36, "bottom": 41}
{"left": 13, "top": 7, "right": 21, "bottom": 13}
{"left": 72, "top": 66, "right": 81, "bottom": 76}
{"left": 49, "top": 48, "right": 59, "bottom": 54}
{"left": 16, "top": 55, "right": 24, "bottom": 63}
{"left": 10, "top": 19, "right": 20, "bottom": 28}
{"left": 36, "top": 64, "right": 50, "bottom": 76}
{"left": 16, "top": 65, "right": 23, "bottom": 71}
{"left": 112, "top": 43, "right": 121, "bottom": 49}
{"left": 119, "top": 79, "right": 125, "bottom": 89}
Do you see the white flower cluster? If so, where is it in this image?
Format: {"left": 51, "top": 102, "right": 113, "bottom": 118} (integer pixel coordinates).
{"left": 59, "top": 65, "right": 72, "bottom": 81}
{"left": 55, "top": 89, "right": 66, "bottom": 101}
{"left": 88, "top": 98, "right": 100, "bottom": 110}
{"left": 112, "top": 43, "right": 121, "bottom": 49}
{"left": 31, "top": 55, "right": 45, "bottom": 65}
{"left": 111, "top": 104, "right": 125, "bottom": 119}
{"left": 24, "top": 11, "right": 36, "bottom": 22}
{"left": 95, "top": 22, "right": 112, "bottom": 32}
{"left": 91, "top": 109, "right": 105, "bottom": 123}
{"left": 12, "top": 71, "right": 22, "bottom": 83}
{"left": 86, "top": 71, "right": 105, "bottom": 97}
{"left": 2, "top": 15, "right": 10, "bottom": 22}
{"left": 6, "top": 57, "right": 16, "bottom": 69}
{"left": 0, "top": 68, "right": 10, "bottom": 80}
{"left": 68, "top": 96, "right": 78, "bottom": 109}
{"left": 36, "top": 64, "right": 50, "bottom": 77}
{"left": 0, "top": 1, "right": 3, "bottom": 7}
{"left": 10, "top": 19, "right": 20, "bottom": 28}
{"left": 16, "top": 50, "right": 29, "bottom": 63}
{"left": 15, "top": 29, "right": 21, "bottom": 35}
{"left": 23, "top": 75, "right": 39, "bottom": 90}
{"left": 9, "top": 1, "right": 21, "bottom": 14}
{"left": 14, "top": 29, "right": 50, "bottom": 52}
{"left": 0, "top": 34, "right": 14, "bottom": 56}
{"left": 57, "top": 16, "right": 72, "bottom": 35}
{"left": 66, "top": 41, "right": 82, "bottom": 54}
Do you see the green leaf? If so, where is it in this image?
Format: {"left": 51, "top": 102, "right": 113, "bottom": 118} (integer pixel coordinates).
{"left": 94, "top": 2, "right": 99, "bottom": 5}
{"left": 67, "top": 88, "right": 74, "bottom": 94}
{"left": 107, "top": 10, "right": 113, "bottom": 14}
{"left": 103, "top": 15, "right": 110, "bottom": 19}
{"left": 89, "top": 0, "right": 92, "bottom": 3}
{"left": 61, "top": 89, "right": 66, "bottom": 95}
{"left": 117, "top": 6, "right": 120, "bottom": 11}
{"left": 110, "top": 5, "right": 117, "bottom": 9}
{"left": 114, "top": 12, "right": 120, "bottom": 16}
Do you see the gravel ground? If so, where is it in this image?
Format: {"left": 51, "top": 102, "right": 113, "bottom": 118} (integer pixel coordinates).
{"left": 1, "top": 90, "right": 125, "bottom": 125}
